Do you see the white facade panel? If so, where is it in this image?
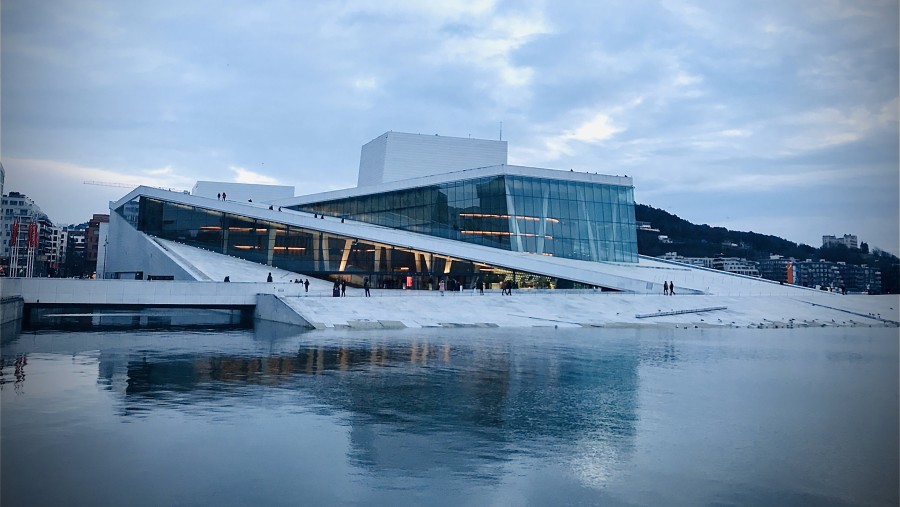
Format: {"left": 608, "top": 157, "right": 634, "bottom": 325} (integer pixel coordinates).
{"left": 358, "top": 134, "right": 388, "bottom": 187}
{"left": 358, "top": 132, "right": 507, "bottom": 187}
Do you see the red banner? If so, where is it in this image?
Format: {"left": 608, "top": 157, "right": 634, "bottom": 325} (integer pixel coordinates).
{"left": 28, "top": 222, "right": 38, "bottom": 248}
{"left": 10, "top": 221, "right": 18, "bottom": 243}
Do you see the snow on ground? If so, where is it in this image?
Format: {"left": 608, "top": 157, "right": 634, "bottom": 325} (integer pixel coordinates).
{"left": 153, "top": 237, "right": 899, "bottom": 330}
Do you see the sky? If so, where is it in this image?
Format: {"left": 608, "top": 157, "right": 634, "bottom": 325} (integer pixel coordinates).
{"left": 2, "top": 0, "right": 898, "bottom": 254}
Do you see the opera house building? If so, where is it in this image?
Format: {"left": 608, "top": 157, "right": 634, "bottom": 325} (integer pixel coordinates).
{"left": 105, "top": 132, "right": 804, "bottom": 295}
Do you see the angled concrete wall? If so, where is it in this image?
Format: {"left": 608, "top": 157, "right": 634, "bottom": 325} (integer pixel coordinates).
{"left": 255, "top": 294, "right": 314, "bottom": 328}
{"left": 105, "top": 212, "right": 197, "bottom": 280}
{"left": 1, "top": 296, "right": 24, "bottom": 325}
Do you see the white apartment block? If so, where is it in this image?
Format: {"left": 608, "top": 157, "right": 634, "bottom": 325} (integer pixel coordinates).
{"left": 1, "top": 192, "right": 49, "bottom": 257}
{"left": 711, "top": 257, "right": 761, "bottom": 277}
{"left": 822, "top": 234, "right": 858, "bottom": 249}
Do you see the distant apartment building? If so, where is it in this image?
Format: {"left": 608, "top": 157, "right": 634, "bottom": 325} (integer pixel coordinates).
{"left": 659, "top": 252, "right": 761, "bottom": 276}
{"left": 788, "top": 259, "right": 881, "bottom": 293}
{"left": 658, "top": 252, "right": 713, "bottom": 268}
{"left": 756, "top": 255, "right": 794, "bottom": 284}
{"left": 86, "top": 214, "right": 109, "bottom": 263}
{"left": 62, "top": 226, "right": 87, "bottom": 277}
{"left": 636, "top": 221, "right": 659, "bottom": 232}
{"left": 57, "top": 228, "right": 69, "bottom": 265}
{"left": 1, "top": 191, "right": 55, "bottom": 276}
{"left": 790, "top": 260, "right": 843, "bottom": 290}
{"left": 711, "top": 257, "right": 760, "bottom": 277}
{"left": 822, "top": 234, "right": 858, "bottom": 249}
{"left": 835, "top": 262, "right": 881, "bottom": 294}
{"left": 47, "top": 225, "right": 63, "bottom": 275}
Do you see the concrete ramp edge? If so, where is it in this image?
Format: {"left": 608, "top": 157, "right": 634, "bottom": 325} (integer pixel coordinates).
{"left": 254, "top": 294, "right": 315, "bottom": 328}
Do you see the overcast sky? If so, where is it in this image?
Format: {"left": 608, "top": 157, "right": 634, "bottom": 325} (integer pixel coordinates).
{"left": 3, "top": 0, "right": 898, "bottom": 253}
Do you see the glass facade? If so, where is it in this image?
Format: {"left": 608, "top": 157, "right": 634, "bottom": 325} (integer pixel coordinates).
{"left": 120, "top": 197, "right": 597, "bottom": 290}
{"left": 291, "top": 175, "right": 638, "bottom": 263}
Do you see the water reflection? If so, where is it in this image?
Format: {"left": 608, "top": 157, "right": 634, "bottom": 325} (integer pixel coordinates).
{"left": 1, "top": 327, "right": 897, "bottom": 507}
{"left": 105, "top": 334, "right": 640, "bottom": 481}
{"left": 0, "top": 355, "right": 28, "bottom": 393}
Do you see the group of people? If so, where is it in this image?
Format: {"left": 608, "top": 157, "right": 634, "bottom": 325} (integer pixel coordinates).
{"left": 328, "top": 277, "right": 371, "bottom": 297}
{"left": 663, "top": 281, "right": 676, "bottom": 295}
{"left": 332, "top": 279, "right": 347, "bottom": 297}
{"left": 263, "top": 272, "right": 310, "bottom": 292}
{"left": 293, "top": 278, "right": 310, "bottom": 292}
{"left": 500, "top": 279, "right": 515, "bottom": 295}
{"left": 216, "top": 192, "right": 227, "bottom": 201}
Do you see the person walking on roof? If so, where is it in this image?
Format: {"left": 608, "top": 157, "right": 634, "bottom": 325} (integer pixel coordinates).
{"left": 439, "top": 279, "right": 446, "bottom": 296}
{"left": 340, "top": 279, "right": 347, "bottom": 297}
{"left": 364, "top": 277, "right": 371, "bottom": 297}
{"left": 267, "top": 272, "right": 273, "bottom": 283}
{"left": 663, "top": 281, "right": 669, "bottom": 296}
{"left": 304, "top": 279, "right": 309, "bottom": 292}
{"left": 669, "top": 281, "right": 675, "bottom": 295}
{"left": 217, "top": 192, "right": 221, "bottom": 200}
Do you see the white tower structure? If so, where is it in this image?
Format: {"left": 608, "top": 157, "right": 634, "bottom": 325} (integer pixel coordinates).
{"left": 357, "top": 132, "right": 507, "bottom": 187}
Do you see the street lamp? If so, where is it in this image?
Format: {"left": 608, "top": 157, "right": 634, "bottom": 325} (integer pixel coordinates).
{"left": 102, "top": 238, "right": 109, "bottom": 280}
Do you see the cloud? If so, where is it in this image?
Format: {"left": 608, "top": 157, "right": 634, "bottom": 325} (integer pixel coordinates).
{"left": 2, "top": 158, "right": 195, "bottom": 223}
{"left": 230, "top": 166, "right": 279, "bottom": 185}
{"left": 781, "top": 99, "right": 898, "bottom": 153}
{"left": 719, "top": 129, "right": 752, "bottom": 138}
{"left": 2, "top": 0, "right": 896, "bottom": 251}
{"left": 437, "top": 12, "right": 551, "bottom": 91}
{"left": 515, "top": 97, "right": 644, "bottom": 163}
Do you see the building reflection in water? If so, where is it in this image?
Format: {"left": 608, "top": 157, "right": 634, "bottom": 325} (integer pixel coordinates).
{"left": 96, "top": 330, "right": 641, "bottom": 486}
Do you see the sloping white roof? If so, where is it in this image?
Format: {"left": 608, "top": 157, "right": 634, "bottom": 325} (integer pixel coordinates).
{"left": 112, "top": 186, "right": 823, "bottom": 296}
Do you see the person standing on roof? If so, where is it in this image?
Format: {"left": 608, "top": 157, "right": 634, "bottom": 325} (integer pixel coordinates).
{"left": 304, "top": 279, "right": 309, "bottom": 292}
{"left": 267, "top": 272, "right": 273, "bottom": 283}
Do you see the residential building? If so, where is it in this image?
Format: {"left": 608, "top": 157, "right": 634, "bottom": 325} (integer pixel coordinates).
{"left": 756, "top": 255, "right": 794, "bottom": 284}
{"left": 711, "top": 257, "right": 760, "bottom": 277}
{"left": 791, "top": 259, "right": 843, "bottom": 289}
{"left": 822, "top": 234, "right": 858, "bottom": 250}
{"left": 62, "top": 226, "right": 87, "bottom": 277}
{"left": 658, "top": 252, "right": 713, "bottom": 268}
{"left": 1, "top": 191, "right": 55, "bottom": 276}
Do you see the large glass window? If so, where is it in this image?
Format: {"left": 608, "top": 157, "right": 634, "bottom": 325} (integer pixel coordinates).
{"left": 121, "top": 197, "right": 603, "bottom": 290}
{"left": 287, "top": 174, "right": 637, "bottom": 263}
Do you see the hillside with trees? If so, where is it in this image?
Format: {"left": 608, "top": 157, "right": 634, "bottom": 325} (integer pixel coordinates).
{"left": 635, "top": 204, "right": 899, "bottom": 294}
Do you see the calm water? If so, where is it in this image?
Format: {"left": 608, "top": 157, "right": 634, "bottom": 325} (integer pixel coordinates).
{"left": 1, "top": 324, "right": 897, "bottom": 507}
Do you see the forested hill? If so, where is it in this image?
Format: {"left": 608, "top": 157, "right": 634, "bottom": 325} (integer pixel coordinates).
{"left": 634, "top": 203, "right": 899, "bottom": 294}
{"left": 634, "top": 204, "right": 816, "bottom": 259}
